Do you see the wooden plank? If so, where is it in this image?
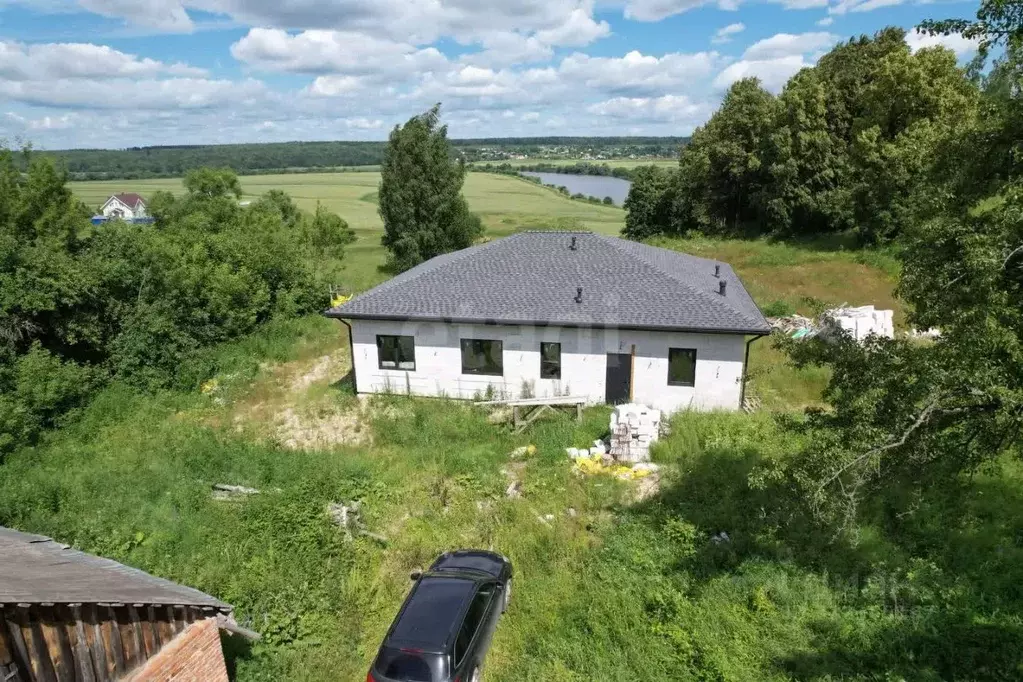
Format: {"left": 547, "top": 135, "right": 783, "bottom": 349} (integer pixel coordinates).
{"left": 112, "top": 609, "right": 136, "bottom": 673}
{"left": 70, "top": 608, "right": 95, "bottom": 682}
{"left": 82, "top": 608, "right": 106, "bottom": 682}
{"left": 94, "top": 619, "right": 114, "bottom": 680}
{"left": 0, "top": 616, "right": 14, "bottom": 667}
{"left": 5, "top": 611, "right": 32, "bottom": 682}
{"left": 146, "top": 607, "right": 163, "bottom": 649}
{"left": 138, "top": 616, "right": 155, "bottom": 661}
{"left": 36, "top": 608, "right": 69, "bottom": 682}
{"left": 2, "top": 611, "right": 30, "bottom": 682}
{"left": 126, "top": 608, "right": 146, "bottom": 664}
{"left": 102, "top": 610, "right": 123, "bottom": 678}
{"left": 49, "top": 612, "right": 75, "bottom": 682}
{"left": 27, "top": 611, "right": 58, "bottom": 682}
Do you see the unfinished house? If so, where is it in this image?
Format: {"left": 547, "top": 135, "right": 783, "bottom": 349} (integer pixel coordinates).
{"left": 327, "top": 231, "right": 771, "bottom": 413}
{"left": 0, "top": 526, "right": 257, "bottom": 682}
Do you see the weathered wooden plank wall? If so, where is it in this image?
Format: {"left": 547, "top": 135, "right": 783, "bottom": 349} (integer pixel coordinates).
{"left": 0, "top": 604, "right": 207, "bottom": 682}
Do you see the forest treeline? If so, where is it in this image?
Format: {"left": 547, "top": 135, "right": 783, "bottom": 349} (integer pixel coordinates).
{"left": 624, "top": 27, "right": 984, "bottom": 245}
{"left": 26, "top": 137, "right": 686, "bottom": 181}
{"left": 0, "top": 158, "right": 354, "bottom": 455}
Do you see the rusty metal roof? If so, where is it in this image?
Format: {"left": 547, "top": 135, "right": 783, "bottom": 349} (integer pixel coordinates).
{"left": 0, "top": 527, "right": 231, "bottom": 610}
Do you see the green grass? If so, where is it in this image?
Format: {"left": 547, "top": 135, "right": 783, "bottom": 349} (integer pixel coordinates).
{"left": 3, "top": 326, "right": 1021, "bottom": 680}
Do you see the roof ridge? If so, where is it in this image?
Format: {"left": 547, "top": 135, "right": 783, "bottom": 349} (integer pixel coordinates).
{"left": 597, "top": 235, "right": 764, "bottom": 329}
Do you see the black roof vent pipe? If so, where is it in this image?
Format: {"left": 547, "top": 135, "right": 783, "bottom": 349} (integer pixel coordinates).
{"left": 575, "top": 287, "right": 583, "bottom": 303}
{"left": 719, "top": 280, "right": 727, "bottom": 296}
{"left": 570, "top": 236, "right": 577, "bottom": 250}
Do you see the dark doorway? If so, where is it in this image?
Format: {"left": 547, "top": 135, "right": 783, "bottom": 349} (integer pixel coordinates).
{"left": 605, "top": 353, "right": 632, "bottom": 405}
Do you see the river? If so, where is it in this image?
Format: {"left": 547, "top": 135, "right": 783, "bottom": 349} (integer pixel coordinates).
{"left": 521, "top": 172, "right": 632, "bottom": 206}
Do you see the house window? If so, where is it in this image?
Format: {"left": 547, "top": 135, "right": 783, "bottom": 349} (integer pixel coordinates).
{"left": 540, "top": 342, "right": 561, "bottom": 379}
{"left": 667, "top": 348, "right": 697, "bottom": 387}
{"left": 461, "top": 339, "right": 503, "bottom": 376}
{"left": 377, "top": 335, "right": 416, "bottom": 370}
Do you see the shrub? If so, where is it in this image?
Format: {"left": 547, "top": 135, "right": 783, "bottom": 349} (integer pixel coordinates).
{"left": 760, "top": 300, "right": 796, "bottom": 317}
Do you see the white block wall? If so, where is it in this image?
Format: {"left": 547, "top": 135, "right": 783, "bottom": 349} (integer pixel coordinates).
{"left": 347, "top": 319, "right": 749, "bottom": 413}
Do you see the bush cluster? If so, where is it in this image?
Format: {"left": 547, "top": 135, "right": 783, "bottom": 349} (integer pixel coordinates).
{"left": 0, "top": 153, "right": 354, "bottom": 454}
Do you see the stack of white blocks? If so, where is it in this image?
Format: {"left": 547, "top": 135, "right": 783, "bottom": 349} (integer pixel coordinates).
{"left": 609, "top": 404, "right": 661, "bottom": 463}
{"left": 822, "top": 305, "right": 894, "bottom": 343}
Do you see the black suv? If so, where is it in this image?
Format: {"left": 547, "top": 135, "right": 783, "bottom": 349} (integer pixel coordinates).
{"left": 368, "top": 550, "right": 513, "bottom": 682}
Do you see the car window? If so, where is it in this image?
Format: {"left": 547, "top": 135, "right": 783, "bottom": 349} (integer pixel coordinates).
{"left": 382, "top": 654, "right": 433, "bottom": 682}
{"left": 453, "top": 585, "right": 495, "bottom": 666}
{"left": 375, "top": 646, "right": 445, "bottom": 682}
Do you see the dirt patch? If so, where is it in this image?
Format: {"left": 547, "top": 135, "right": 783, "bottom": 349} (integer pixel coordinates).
{"left": 290, "top": 354, "right": 338, "bottom": 391}
{"left": 633, "top": 473, "right": 661, "bottom": 502}
{"left": 276, "top": 403, "right": 370, "bottom": 450}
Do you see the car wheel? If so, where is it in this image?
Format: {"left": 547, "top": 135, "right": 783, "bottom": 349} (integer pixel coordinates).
{"left": 470, "top": 666, "right": 481, "bottom": 682}
{"left": 503, "top": 578, "right": 512, "bottom": 613}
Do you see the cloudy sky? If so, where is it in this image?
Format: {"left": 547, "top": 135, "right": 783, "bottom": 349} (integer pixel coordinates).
{"left": 0, "top": 0, "right": 978, "bottom": 149}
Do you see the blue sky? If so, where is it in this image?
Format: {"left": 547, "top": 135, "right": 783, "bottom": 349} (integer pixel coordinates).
{"left": 0, "top": 0, "right": 979, "bottom": 149}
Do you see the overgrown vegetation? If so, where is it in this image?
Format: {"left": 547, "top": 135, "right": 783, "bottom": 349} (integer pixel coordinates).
{"left": 0, "top": 153, "right": 353, "bottom": 454}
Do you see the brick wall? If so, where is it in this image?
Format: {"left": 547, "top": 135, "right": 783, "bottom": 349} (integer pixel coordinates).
{"left": 127, "top": 617, "right": 228, "bottom": 682}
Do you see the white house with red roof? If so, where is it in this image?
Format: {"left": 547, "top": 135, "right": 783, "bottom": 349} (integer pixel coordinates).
{"left": 100, "top": 192, "right": 148, "bottom": 220}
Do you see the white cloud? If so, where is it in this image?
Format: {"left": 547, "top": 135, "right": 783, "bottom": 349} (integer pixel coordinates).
{"left": 231, "top": 28, "right": 448, "bottom": 77}
{"left": 343, "top": 117, "right": 383, "bottom": 129}
{"left": 711, "top": 22, "right": 745, "bottom": 44}
{"left": 714, "top": 55, "right": 811, "bottom": 92}
{"left": 623, "top": 0, "right": 715, "bottom": 21}
{"left": 588, "top": 94, "right": 714, "bottom": 126}
{"left": 534, "top": 7, "right": 611, "bottom": 46}
{"left": 0, "top": 40, "right": 206, "bottom": 80}
{"left": 817, "top": 16, "right": 834, "bottom": 26}
{"left": 741, "top": 31, "right": 837, "bottom": 60}
{"left": 78, "top": 0, "right": 194, "bottom": 31}
{"left": 0, "top": 77, "right": 267, "bottom": 110}
{"left": 829, "top": 0, "right": 904, "bottom": 14}
{"left": 772, "top": 0, "right": 828, "bottom": 8}
{"left": 712, "top": 32, "right": 836, "bottom": 92}
{"left": 558, "top": 50, "right": 720, "bottom": 94}
{"left": 905, "top": 28, "right": 980, "bottom": 57}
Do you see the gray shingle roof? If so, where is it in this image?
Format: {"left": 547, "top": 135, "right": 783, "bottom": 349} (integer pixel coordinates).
{"left": 328, "top": 231, "right": 770, "bottom": 334}
{"left": 0, "top": 527, "right": 231, "bottom": 610}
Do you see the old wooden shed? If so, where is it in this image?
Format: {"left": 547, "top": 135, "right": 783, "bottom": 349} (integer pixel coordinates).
{"left": 0, "top": 526, "right": 255, "bottom": 682}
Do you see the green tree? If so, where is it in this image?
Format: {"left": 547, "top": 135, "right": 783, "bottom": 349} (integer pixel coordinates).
{"left": 378, "top": 105, "right": 482, "bottom": 271}
{"left": 849, "top": 44, "right": 978, "bottom": 243}
{"left": 701, "top": 78, "right": 779, "bottom": 235}
{"left": 779, "top": 4, "right": 1022, "bottom": 530}
{"left": 761, "top": 69, "right": 853, "bottom": 236}
{"left": 623, "top": 166, "right": 677, "bottom": 240}
{"left": 183, "top": 167, "right": 243, "bottom": 199}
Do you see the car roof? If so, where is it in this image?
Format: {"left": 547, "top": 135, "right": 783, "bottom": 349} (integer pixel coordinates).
{"left": 386, "top": 576, "right": 477, "bottom": 651}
